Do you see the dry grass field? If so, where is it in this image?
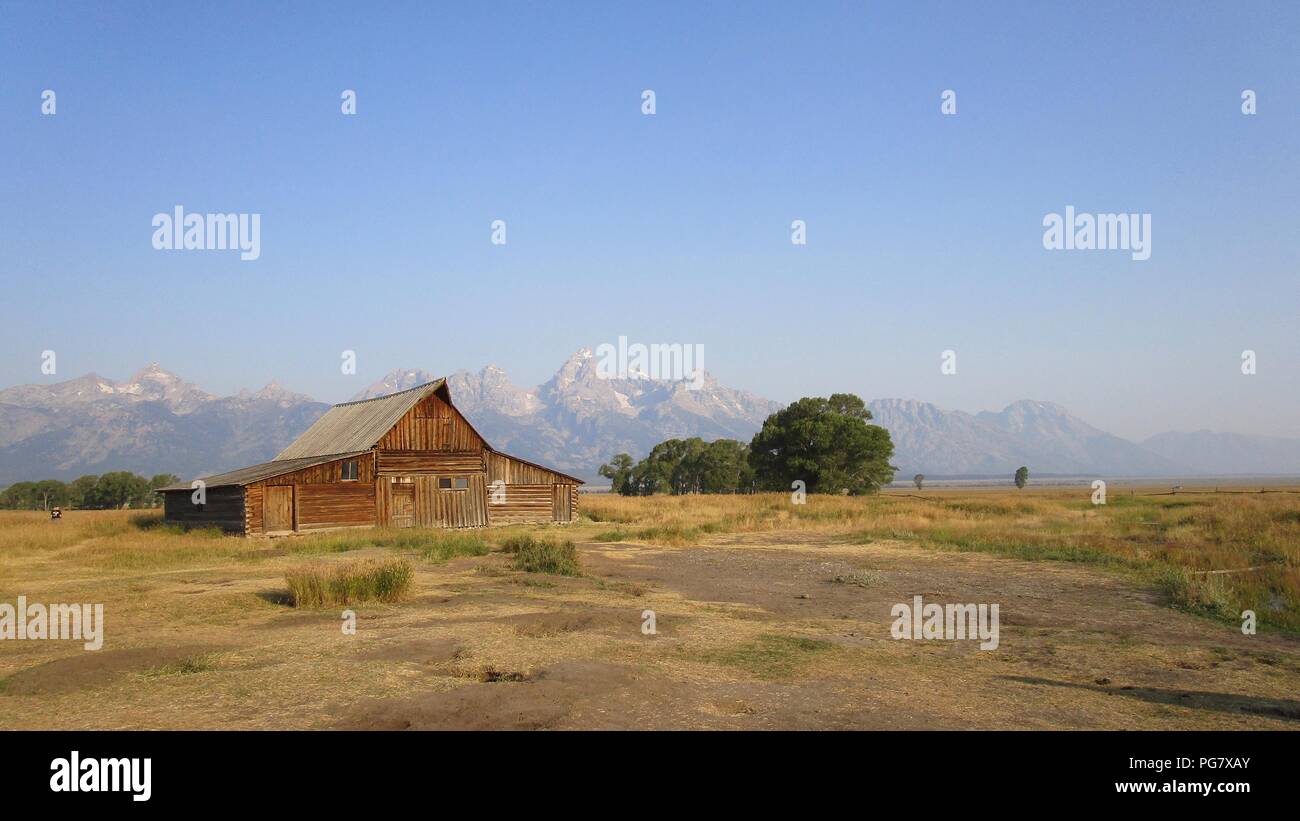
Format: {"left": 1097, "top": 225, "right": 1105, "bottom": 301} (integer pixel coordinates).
{"left": 1, "top": 487, "right": 1297, "bottom": 730}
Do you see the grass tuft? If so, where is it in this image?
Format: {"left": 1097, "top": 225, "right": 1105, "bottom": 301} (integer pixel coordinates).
{"left": 693, "top": 633, "right": 835, "bottom": 679}
{"left": 284, "top": 557, "right": 413, "bottom": 607}
{"left": 140, "top": 652, "right": 224, "bottom": 678}
{"left": 417, "top": 532, "right": 490, "bottom": 563}
{"left": 505, "top": 535, "right": 581, "bottom": 576}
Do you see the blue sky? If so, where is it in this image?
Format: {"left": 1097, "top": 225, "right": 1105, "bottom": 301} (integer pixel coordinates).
{"left": 1, "top": 0, "right": 1296, "bottom": 440}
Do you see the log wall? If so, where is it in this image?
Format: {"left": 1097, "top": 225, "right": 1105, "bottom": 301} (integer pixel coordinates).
{"left": 162, "top": 487, "right": 246, "bottom": 534}
{"left": 377, "top": 451, "right": 483, "bottom": 476}
{"left": 295, "top": 482, "right": 377, "bottom": 531}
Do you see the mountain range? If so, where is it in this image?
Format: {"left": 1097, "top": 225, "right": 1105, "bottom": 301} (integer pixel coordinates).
{"left": 1, "top": 353, "right": 1296, "bottom": 485}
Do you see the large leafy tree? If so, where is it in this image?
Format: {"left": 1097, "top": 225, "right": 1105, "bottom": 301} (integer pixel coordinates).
{"left": 695, "top": 439, "right": 754, "bottom": 493}
{"left": 69, "top": 475, "right": 100, "bottom": 508}
{"left": 630, "top": 438, "right": 697, "bottom": 495}
{"left": 748, "top": 393, "right": 896, "bottom": 495}
{"left": 85, "top": 471, "right": 151, "bottom": 509}
{"left": 1014, "top": 466, "right": 1029, "bottom": 489}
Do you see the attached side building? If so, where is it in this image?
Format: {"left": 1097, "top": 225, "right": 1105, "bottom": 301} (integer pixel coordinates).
{"left": 158, "top": 380, "right": 582, "bottom": 535}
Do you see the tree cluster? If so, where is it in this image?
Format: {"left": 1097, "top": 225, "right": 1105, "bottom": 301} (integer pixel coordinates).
{"left": 600, "top": 393, "right": 896, "bottom": 496}
{"left": 0, "top": 472, "right": 180, "bottom": 510}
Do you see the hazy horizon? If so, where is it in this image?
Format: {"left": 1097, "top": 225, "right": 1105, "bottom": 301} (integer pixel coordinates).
{"left": 4, "top": 1, "right": 1297, "bottom": 442}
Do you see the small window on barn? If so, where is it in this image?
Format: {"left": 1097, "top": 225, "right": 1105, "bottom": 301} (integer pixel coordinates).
{"left": 453, "top": 477, "right": 469, "bottom": 490}
{"left": 438, "top": 477, "right": 452, "bottom": 489}
{"left": 341, "top": 459, "right": 359, "bottom": 481}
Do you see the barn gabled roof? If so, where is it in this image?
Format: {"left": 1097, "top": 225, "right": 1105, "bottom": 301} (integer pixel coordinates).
{"left": 159, "top": 376, "right": 583, "bottom": 491}
{"left": 157, "top": 450, "right": 371, "bottom": 491}
{"left": 273, "top": 379, "right": 446, "bottom": 460}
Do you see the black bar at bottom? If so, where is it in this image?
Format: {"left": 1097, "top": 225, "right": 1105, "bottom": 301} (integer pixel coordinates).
{"left": 2, "top": 730, "right": 1284, "bottom": 808}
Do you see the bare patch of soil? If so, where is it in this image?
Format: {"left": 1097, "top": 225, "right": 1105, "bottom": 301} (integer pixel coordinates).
{"left": 495, "top": 608, "right": 650, "bottom": 638}
{"left": 1, "top": 645, "right": 226, "bottom": 695}
{"left": 338, "top": 660, "right": 687, "bottom": 730}
{"left": 354, "top": 637, "right": 463, "bottom": 665}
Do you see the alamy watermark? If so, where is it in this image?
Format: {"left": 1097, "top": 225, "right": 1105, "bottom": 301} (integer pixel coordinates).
{"left": 595, "top": 336, "right": 705, "bottom": 390}
{"left": 891, "top": 595, "right": 999, "bottom": 650}
{"left": 50, "top": 752, "right": 150, "bottom": 801}
{"left": 1042, "top": 205, "right": 1150, "bottom": 261}
{"left": 0, "top": 597, "right": 103, "bottom": 650}
{"left": 152, "top": 205, "right": 261, "bottom": 261}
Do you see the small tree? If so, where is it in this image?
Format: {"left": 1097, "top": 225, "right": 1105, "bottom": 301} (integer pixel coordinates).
{"left": 598, "top": 454, "right": 635, "bottom": 495}
{"left": 1014, "top": 466, "right": 1029, "bottom": 489}
{"left": 913, "top": 474, "right": 924, "bottom": 491}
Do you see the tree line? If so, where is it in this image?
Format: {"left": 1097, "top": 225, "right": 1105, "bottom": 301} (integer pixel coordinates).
{"left": 0, "top": 472, "right": 180, "bottom": 510}
{"left": 600, "top": 393, "right": 897, "bottom": 496}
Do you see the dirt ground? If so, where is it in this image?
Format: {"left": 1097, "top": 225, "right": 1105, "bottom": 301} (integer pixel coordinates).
{"left": 2, "top": 522, "right": 1297, "bottom": 730}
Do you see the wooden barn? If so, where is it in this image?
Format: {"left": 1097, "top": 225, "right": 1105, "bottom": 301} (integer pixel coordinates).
{"left": 157, "top": 379, "right": 582, "bottom": 535}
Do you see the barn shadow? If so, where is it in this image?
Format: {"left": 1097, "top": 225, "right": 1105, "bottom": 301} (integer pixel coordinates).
{"left": 999, "top": 675, "right": 1300, "bottom": 722}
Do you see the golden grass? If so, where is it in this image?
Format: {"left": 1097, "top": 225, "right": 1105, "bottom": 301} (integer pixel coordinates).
{"left": 584, "top": 488, "right": 1300, "bottom": 632}
{"left": 0, "top": 492, "right": 1297, "bottom": 730}
{"left": 2, "top": 487, "right": 1296, "bottom": 630}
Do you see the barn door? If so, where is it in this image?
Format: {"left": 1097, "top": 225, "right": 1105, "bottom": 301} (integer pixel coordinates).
{"left": 264, "top": 486, "right": 294, "bottom": 533}
{"left": 413, "top": 475, "right": 486, "bottom": 528}
{"left": 553, "top": 485, "right": 572, "bottom": 522}
{"left": 390, "top": 480, "right": 414, "bottom": 528}
{"left": 414, "top": 476, "right": 446, "bottom": 528}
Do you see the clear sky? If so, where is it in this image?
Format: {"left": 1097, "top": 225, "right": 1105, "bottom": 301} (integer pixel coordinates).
{"left": 2, "top": 1, "right": 1296, "bottom": 440}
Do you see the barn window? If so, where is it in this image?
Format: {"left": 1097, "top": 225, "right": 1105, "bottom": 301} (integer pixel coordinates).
{"left": 438, "top": 477, "right": 452, "bottom": 489}
{"left": 453, "top": 477, "right": 469, "bottom": 490}
{"left": 341, "top": 459, "right": 359, "bottom": 481}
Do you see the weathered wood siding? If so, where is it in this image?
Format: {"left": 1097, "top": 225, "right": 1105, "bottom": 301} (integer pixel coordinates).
{"left": 246, "top": 484, "right": 263, "bottom": 534}
{"left": 387, "top": 481, "right": 415, "bottom": 528}
{"left": 485, "top": 451, "right": 571, "bottom": 485}
{"left": 295, "top": 483, "right": 377, "bottom": 531}
{"left": 488, "top": 483, "right": 556, "bottom": 524}
{"left": 246, "top": 453, "right": 378, "bottom": 534}
{"left": 553, "top": 484, "right": 573, "bottom": 522}
{"left": 377, "top": 451, "right": 483, "bottom": 476}
{"left": 413, "top": 474, "right": 488, "bottom": 528}
{"left": 263, "top": 485, "right": 295, "bottom": 532}
{"left": 260, "top": 454, "right": 375, "bottom": 486}
{"left": 162, "top": 487, "right": 245, "bottom": 533}
{"left": 377, "top": 393, "right": 484, "bottom": 452}
{"left": 483, "top": 451, "right": 579, "bottom": 525}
